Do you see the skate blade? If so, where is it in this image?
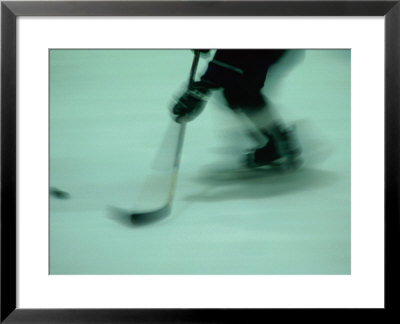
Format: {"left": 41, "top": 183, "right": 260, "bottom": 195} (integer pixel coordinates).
{"left": 245, "top": 154, "right": 303, "bottom": 171}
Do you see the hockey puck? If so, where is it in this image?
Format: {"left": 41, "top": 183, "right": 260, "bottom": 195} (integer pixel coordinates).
{"left": 50, "top": 187, "right": 71, "bottom": 199}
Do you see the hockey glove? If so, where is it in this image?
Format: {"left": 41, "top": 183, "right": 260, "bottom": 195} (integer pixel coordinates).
{"left": 171, "top": 81, "right": 210, "bottom": 123}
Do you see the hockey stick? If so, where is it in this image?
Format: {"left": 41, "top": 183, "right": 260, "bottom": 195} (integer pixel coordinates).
{"left": 126, "top": 50, "right": 201, "bottom": 224}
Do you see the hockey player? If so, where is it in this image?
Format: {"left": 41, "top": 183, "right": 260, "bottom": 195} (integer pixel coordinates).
{"left": 171, "top": 49, "right": 302, "bottom": 169}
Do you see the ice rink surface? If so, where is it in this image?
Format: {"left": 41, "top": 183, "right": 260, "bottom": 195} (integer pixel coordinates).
{"left": 49, "top": 49, "right": 351, "bottom": 275}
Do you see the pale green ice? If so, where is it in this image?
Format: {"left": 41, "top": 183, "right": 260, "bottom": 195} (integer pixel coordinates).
{"left": 49, "top": 49, "right": 351, "bottom": 274}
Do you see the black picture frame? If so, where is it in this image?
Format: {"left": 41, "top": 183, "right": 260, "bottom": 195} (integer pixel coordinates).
{"left": 1, "top": 0, "right": 399, "bottom": 322}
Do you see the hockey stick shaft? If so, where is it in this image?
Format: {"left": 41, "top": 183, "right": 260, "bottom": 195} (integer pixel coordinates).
{"left": 189, "top": 50, "right": 201, "bottom": 87}
{"left": 173, "top": 50, "right": 200, "bottom": 169}
{"left": 111, "top": 51, "right": 202, "bottom": 225}
{"left": 167, "top": 50, "right": 201, "bottom": 205}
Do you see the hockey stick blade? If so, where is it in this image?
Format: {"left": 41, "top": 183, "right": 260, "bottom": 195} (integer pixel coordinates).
{"left": 107, "top": 135, "right": 181, "bottom": 227}
{"left": 108, "top": 204, "right": 171, "bottom": 226}
{"left": 130, "top": 204, "right": 171, "bottom": 224}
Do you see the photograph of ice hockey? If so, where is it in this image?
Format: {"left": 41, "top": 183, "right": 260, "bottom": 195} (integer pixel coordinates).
{"left": 49, "top": 49, "right": 351, "bottom": 275}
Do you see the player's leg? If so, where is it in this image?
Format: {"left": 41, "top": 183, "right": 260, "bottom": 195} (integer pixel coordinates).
{"left": 224, "top": 87, "right": 302, "bottom": 168}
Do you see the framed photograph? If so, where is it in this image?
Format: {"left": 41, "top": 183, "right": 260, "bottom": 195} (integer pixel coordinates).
{"left": 1, "top": 0, "right": 399, "bottom": 322}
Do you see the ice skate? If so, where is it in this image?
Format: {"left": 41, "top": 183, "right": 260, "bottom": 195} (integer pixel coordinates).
{"left": 245, "top": 126, "right": 302, "bottom": 169}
